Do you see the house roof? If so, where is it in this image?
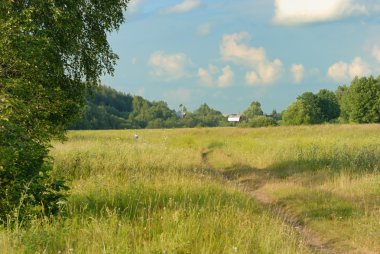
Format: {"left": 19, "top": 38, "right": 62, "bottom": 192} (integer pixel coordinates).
{"left": 228, "top": 114, "right": 241, "bottom": 122}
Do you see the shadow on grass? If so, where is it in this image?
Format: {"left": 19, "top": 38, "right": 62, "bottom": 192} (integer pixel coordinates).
{"left": 214, "top": 152, "right": 379, "bottom": 193}
{"left": 222, "top": 164, "right": 261, "bottom": 180}
{"left": 268, "top": 145, "right": 379, "bottom": 178}
{"left": 203, "top": 142, "right": 379, "bottom": 189}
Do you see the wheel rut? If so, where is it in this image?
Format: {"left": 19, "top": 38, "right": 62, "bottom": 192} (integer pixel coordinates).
{"left": 248, "top": 187, "right": 336, "bottom": 254}
{"left": 200, "top": 149, "right": 340, "bottom": 254}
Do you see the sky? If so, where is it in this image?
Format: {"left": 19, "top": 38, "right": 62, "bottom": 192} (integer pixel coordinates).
{"left": 102, "top": 0, "right": 380, "bottom": 114}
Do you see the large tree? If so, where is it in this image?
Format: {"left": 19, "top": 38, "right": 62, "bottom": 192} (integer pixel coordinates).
{"left": 316, "top": 89, "right": 340, "bottom": 122}
{"left": 0, "top": 0, "right": 130, "bottom": 223}
{"left": 340, "top": 76, "right": 380, "bottom": 123}
{"left": 243, "top": 101, "right": 264, "bottom": 119}
{"left": 192, "top": 103, "right": 225, "bottom": 127}
{"left": 283, "top": 92, "right": 322, "bottom": 125}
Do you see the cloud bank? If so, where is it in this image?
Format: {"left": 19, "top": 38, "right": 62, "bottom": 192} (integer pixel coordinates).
{"left": 273, "top": 0, "right": 368, "bottom": 25}
{"left": 220, "top": 32, "right": 283, "bottom": 86}
{"left": 198, "top": 64, "right": 234, "bottom": 88}
{"left": 327, "top": 57, "right": 371, "bottom": 82}
{"left": 148, "top": 51, "right": 192, "bottom": 81}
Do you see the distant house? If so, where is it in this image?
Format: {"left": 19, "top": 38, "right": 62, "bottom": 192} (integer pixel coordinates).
{"left": 228, "top": 114, "right": 242, "bottom": 122}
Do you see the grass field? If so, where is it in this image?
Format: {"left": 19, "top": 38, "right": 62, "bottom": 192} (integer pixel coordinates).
{"left": 1, "top": 125, "right": 379, "bottom": 253}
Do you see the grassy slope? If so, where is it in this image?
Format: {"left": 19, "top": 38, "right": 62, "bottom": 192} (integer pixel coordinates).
{"left": 1, "top": 125, "right": 379, "bottom": 253}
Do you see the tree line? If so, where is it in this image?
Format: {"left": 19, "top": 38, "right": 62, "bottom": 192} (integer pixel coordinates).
{"left": 71, "top": 75, "right": 380, "bottom": 130}
{"left": 283, "top": 76, "right": 380, "bottom": 125}
{"left": 70, "top": 85, "right": 229, "bottom": 129}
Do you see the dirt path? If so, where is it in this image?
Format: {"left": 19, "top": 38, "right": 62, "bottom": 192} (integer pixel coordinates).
{"left": 201, "top": 149, "right": 339, "bottom": 253}
{"left": 249, "top": 187, "right": 335, "bottom": 254}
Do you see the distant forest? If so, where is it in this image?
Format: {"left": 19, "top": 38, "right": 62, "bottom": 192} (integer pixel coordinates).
{"left": 70, "top": 75, "right": 380, "bottom": 130}
{"left": 69, "top": 85, "right": 229, "bottom": 129}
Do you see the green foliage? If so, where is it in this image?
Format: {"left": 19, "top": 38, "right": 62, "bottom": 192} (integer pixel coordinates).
{"left": 0, "top": 0, "right": 130, "bottom": 224}
{"left": 340, "top": 76, "right": 380, "bottom": 123}
{"left": 270, "top": 109, "right": 282, "bottom": 121}
{"left": 335, "top": 85, "right": 349, "bottom": 122}
{"left": 243, "top": 101, "right": 264, "bottom": 119}
{"left": 191, "top": 103, "right": 226, "bottom": 127}
{"left": 246, "top": 115, "right": 278, "bottom": 128}
{"left": 72, "top": 94, "right": 230, "bottom": 129}
{"left": 283, "top": 92, "right": 322, "bottom": 125}
{"left": 316, "top": 89, "right": 340, "bottom": 122}
{"left": 335, "top": 85, "right": 348, "bottom": 103}
{"left": 0, "top": 119, "right": 68, "bottom": 224}
{"left": 71, "top": 86, "right": 178, "bottom": 129}
{"left": 71, "top": 86, "right": 135, "bottom": 129}
{"left": 283, "top": 90, "right": 341, "bottom": 125}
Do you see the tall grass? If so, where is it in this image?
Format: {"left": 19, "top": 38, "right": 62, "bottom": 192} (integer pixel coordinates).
{"left": 1, "top": 124, "right": 379, "bottom": 253}
{"left": 0, "top": 127, "right": 314, "bottom": 253}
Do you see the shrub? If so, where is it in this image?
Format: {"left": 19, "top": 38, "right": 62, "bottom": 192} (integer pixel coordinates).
{"left": 0, "top": 121, "right": 68, "bottom": 225}
{"left": 246, "top": 116, "right": 278, "bottom": 128}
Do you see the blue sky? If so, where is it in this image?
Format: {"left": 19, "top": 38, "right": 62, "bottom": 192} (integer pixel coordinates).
{"left": 102, "top": 0, "right": 380, "bottom": 114}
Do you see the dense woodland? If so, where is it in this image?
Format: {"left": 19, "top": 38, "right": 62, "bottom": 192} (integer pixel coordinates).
{"left": 71, "top": 75, "right": 380, "bottom": 130}
{"left": 70, "top": 86, "right": 228, "bottom": 129}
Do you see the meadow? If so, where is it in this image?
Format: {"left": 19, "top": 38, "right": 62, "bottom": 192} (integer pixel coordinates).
{"left": 1, "top": 125, "right": 379, "bottom": 253}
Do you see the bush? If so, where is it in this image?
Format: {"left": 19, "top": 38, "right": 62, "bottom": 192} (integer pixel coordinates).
{"left": 0, "top": 121, "right": 68, "bottom": 225}
{"left": 249, "top": 116, "right": 277, "bottom": 127}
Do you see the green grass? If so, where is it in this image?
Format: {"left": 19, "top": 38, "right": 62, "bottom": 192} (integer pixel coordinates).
{"left": 1, "top": 124, "right": 379, "bottom": 253}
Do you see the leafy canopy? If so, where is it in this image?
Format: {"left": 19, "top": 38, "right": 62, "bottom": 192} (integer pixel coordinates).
{"left": 340, "top": 76, "right": 380, "bottom": 123}
{"left": 0, "top": 0, "right": 130, "bottom": 223}
{"left": 243, "top": 101, "right": 264, "bottom": 119}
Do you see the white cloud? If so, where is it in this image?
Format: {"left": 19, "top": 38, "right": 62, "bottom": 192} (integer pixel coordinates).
{"left": 218, "top": 66, "right": 234, "bottom": 88}
{"left": 349, "top": 57, "right": 370, "bottom": 77}
{"left": 372, "top": 45, "right": 380, "bottom": 62}
{"left": 128, "top": 0, "right": 144, "bottom": 14}
{"left": 328, "top": 62, "right": 349, "bottom": 81}
{"left": 327, "top": 57, "right": 371, "bottom": 82}
{"left": 198, "top": 66, "right": 214, "bottom": 87}
{"left": 148, "top": 51, "right": 192, "bottom": 81}
{"left": 273, "top": 0, "right": 368, "bottom": 25}
{"left": 198, "top": 64, "right": 234, "bottom": 88}
{"left": 245, "top": 60, "right": 283, "bottom": 86}
{"left": 220, "top": 32, "right": 283, "bottom": 86}
{"left": 291, "top": 64, "right": 305, "bottom": 83}
{"left": 197, "top": 23, "right": 211, "bottom": 36}
{"left": 258, "top": 60, "right": 283, "bottom": 84}
{"left": 220, "top": 32, "right": 266, "bottom": 66}
{"left": 245, "top": 71, "right": 260, "bottom": 85}
{"left": 161, "top": 0, "right": 201, "bottom": 14}
{"left": 163, "top": 88, "right": 191, "bottom": 103}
